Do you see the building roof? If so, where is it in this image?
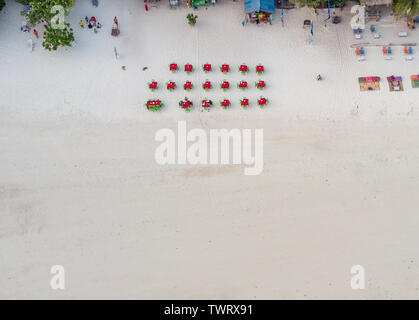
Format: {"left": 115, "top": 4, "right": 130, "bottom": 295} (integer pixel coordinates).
{"left": 244, "top": 0, "right": 275, "bottom": 14}
{"left": 363, "top": 0, "right": 392, "bottom": 6}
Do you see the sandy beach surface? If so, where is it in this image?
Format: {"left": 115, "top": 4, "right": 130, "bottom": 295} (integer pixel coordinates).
{"left": 1, "top": 0, "right": 419, "bottom": 299}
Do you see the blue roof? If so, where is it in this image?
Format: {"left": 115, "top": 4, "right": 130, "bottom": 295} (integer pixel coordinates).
{"left": 244, "top": 0, "right": 275, "bottom": 14}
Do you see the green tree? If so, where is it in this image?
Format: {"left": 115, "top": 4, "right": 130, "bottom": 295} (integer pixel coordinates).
{"left": 187, "top": 13, "right": 198, "bottom": 26}
{"left": 42, "top": 22, "right": 74, "bottom": 51}
{"left": 18, "top": 0, "right": 74, "bottom": 26}
{"left": 292, "top": 0, "right": 346, "bottom": 8}
{"left": 0, "top": 0, "right": 5, "bottom": 11}
{"left": 17, "top": 0, "right": 75, "bottom": 50}
{"left": 393, "top": 0, "right": 418, "bottom": 18}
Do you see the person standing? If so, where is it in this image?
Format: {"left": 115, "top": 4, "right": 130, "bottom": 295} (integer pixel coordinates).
{"left": 79, "top": 20, "right": 84, "bottom": 28}
{"left": 114, "top": 16, "right": 118, "bottom": 25}
{"left": 33, "top": 29, "right": 39, "bottom": 38}
{"left": 114, "top": 47, "right": 118, "bottom": 60}
{"left": 144, "top": 1, "right": 149, "bottom": 11}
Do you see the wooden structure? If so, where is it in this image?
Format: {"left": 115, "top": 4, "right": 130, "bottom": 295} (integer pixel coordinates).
{"left": 245, "top": 0, "right": 275, "bottom": 24}
{"left": 276, "top": 0, "right": 294, "bottom": 9}
{"left": 363, "top": 0, "right": 393, "bottom": 22}
{"left": 358, "top": 77, "right": 380, "bottom": 91}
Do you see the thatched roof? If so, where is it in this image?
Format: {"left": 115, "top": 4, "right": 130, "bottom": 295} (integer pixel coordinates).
{"left": 363, "top": 0, "right": 392, "bottom": 6}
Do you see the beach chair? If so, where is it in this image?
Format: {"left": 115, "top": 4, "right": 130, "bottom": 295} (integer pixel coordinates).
{"left": 354, "top": 28, "right": 362, "bottom": 39}
{"left": 398, "top": 31, "right": 408, "bottom": 37}
{"left": 405, "top": 46, "right": 413, "bottom": 60}
{"left": 356, "top": 47, "right": 365, "bottom": 61}
{"left": 404, "top": 46, "right": 413, "bottom": 54}
{"left": 383, "top": 46, "right": 392, "bottom": 60}
{"left": 169, "top": 0, "right": 179, "bottom": 7}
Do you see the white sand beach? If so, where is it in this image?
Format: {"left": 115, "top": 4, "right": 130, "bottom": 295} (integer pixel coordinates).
{"left": 1, "top": 0, "right": 419, "bottom": 299}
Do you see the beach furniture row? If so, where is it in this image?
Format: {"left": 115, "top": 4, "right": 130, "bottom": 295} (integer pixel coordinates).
{"left": 148, "top": 80, "right": 266, "bottom": 91}
{"left": 358, "top": 75, "right": 419, "bottom": 91}
{"left": 145, "top": 97, "right": 269, "bottom": 111}
{"left": 168, "top": 63, "right": 264, "bottom": 75}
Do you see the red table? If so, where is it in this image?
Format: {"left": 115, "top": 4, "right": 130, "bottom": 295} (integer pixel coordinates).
{"left": 221, "top": 81, "right": 229, "bottom": 90}
{"left": 258, "top": 98, "right": 267, "bottom": 106}
{"left": 239, "top": 64, "right": 248, "bottom": 73}
{"left": 238, "top": 81, "right": 247, "bottom": 89}
{"left": 220, "top": 64, "right": 229, "bottom": 73}
{"left": 202, "top": 100, "right": 211, "bottom": 108}
{"left": 241, "top": 98, "right": 249, "bottom": 106}
{"left": 182, "top": 101, "right": 191, "bottom": 110}
{"left": 184, "top": 81, "right": 193, "bottom": 91}
{"left": 146, "top": 100, "right": 162, "bottom": 110}
{"left": 203, "top": 64, "right": 211, "bottom": 72}
{"left": 256, "top": 80, "right": 265, "bottom": 89}
{"left": 221, "top": 99, "right": 230, "bottom": 108}
{"left": 167, "top": 81, "right": 176, "bottom": 91}
{"left": 203, "top": 81, "right": 212, "bottom": 90}
{"left": 185, "top": 64, "right": 193, "bottom": 73}
{"left": 149, "top": 81, "right": 157, "bottom": 90}
{"left": 256, "top": 65, "right": 264, "bottom": 74}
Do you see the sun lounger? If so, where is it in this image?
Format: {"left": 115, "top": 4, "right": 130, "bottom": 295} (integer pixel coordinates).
{"left": 374, "top": 33, "right": 381, "bottom": 39}
{"left": 358, "top": 56, "right": 366, "bottom": 61}
{"left": 411, "top": 75, "right": 419, "bottom": 87}
{"left": 398, "top": 31, "right": 408, "bottom": 37}
{"left": 406, "top": 55, "right": 413, "bottom": 61}
{"left": 404, "top": 46, "right": 413, "bottom": 54}
{"left": 387, "top": 76, "right": 403, "bottom": 91}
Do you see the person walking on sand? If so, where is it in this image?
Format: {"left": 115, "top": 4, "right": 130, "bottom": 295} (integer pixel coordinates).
{"left": 114, "top": 16, "right": 118, "bottom": 25}
{"left": 79, "top": 20, "right": 84, "bottom": 28}
{"left": 85, "top": 16, "right": 89, "bottom": 23}
{"left": 114, "top": 47, "right": 118, "bottom": 60}
{"left": 144, "top": 1, "right": 149, "bottom": 11}
{"left": 33, "top": 29, "right": 39, "bottom": 39}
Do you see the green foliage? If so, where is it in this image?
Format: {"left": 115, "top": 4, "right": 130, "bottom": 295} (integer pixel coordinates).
{"left": 291, "top": 0, "right": 346, "bottom": 7}
{"left": 20, "top": 0, "right": 74, "bottom": 26}
{"left": 18, "top": 0, "right": 75, "bottom": 51}
{"left": 0, "top": 0, "right": 5, "bottom": 12}
{"left": 187, "top": 13, "right": 198, "bottom": 26}
{"left": 393, "top": 0, "right": 418, "bottom": 17}
{"left": 42, "top": 22, "right": 74, "bottom": 51}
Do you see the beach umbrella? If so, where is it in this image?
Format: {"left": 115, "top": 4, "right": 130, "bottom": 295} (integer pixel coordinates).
{"left": 327, "top": 0, "right": 331, "bottom": 20}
